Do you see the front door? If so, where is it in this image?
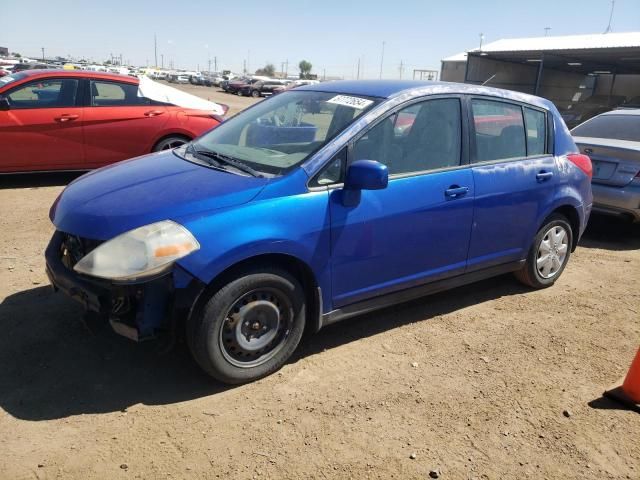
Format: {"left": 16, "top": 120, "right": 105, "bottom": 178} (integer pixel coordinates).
{"left": 328, "top": 97, "right": 474, "bottom": 308}
{"left": 0, "top": 77, "right": 83, "bottom": 172}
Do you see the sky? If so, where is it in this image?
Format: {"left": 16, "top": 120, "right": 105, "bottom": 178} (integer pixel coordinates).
{"left": 2, "top": 0, "right": 639, "bottom": 78}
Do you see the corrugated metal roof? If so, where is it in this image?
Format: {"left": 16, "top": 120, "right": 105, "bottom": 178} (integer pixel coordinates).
{"left": 442, "top": 31, "right": 640, "bottom": 62}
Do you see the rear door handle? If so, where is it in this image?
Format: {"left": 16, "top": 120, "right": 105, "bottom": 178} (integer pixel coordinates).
{"left": 54, "top": 114, "right": 79, "bottom": 122}
{"left": 144, "top": 110, "right": 165, "bottom": 117}
{"left": 536, "top": 171, "right": 554, "bottom": 182}
{"left": 444, "top": 186, "right": 469, "bottom": 199}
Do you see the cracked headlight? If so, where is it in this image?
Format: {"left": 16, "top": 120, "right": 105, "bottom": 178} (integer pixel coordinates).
{"left": 73, "top": 220, "right": 200, "bottom": 281}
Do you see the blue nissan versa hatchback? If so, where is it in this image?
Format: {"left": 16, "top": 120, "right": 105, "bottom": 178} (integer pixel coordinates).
{"left": 46, "top": 81, "right": 593, "bottom": 384}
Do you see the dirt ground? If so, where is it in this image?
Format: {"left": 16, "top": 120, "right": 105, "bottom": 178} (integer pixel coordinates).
{"left": 166, "top": 82, "right": 261, "bottom": 116}
{"left": 1, "top": 85, "right": 639, "bottom": 479}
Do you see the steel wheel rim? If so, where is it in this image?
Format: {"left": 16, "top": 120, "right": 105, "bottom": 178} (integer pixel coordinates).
{"left": 219, "top": 288, "right": 293, "bottom": 368}
{"left": 536, "top": 225, "right": 568, "bottom": 279}
{"left": 161, "top": 139, "right": 186, "bottom": 150}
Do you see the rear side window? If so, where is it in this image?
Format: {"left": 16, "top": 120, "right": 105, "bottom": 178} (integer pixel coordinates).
{"left": 6, "top": 79, "right": 78, "bottom": 109}
{"left": 472, "top": 99, "right": 526, "bottom": 161}
{"left": 90, "top": 80, "right": 156, "bottom": 107}
{"left": 524, "top": 107, "right": 546, "bottom": 155}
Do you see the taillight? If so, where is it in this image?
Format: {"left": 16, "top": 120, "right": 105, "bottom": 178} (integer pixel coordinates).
{"left": 567, "top": 153, "right": 593, "bottom": 179}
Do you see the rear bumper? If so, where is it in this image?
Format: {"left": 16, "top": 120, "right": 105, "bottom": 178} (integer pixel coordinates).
{"left": 45, "top": 231, "right": 206, "bottom": 341}
{"left": 592, "top": 182, "right": 640, "bottom": 221}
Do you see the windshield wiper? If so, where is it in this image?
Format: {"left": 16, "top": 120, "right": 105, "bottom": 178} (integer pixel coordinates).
{"left": 190, "top": 145, "right": 263, "bottom": 178}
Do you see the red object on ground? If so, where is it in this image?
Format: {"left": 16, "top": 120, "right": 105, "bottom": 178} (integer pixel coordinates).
{"left": 604, "top": 347, "right": 640, "bottom": 411}
{"left": 622, "top": 348, "right": 640, "bottom": 402}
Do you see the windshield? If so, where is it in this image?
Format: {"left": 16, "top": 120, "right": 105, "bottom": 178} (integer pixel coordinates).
{"left": 572, "top": 114, "right": 640, "bottom": 142}
{"left": 185, "top": 90, "right": 380, "bottom": 175}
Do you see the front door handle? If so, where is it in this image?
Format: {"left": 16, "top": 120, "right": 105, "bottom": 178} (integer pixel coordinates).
{"left": 144, "top": 110, "right": 165, "bottom": 117}
{"left": 444, "top": 186, "right": 469, "bottom": 199}
{"left": 536, "top": 171, "right": 554, "bottom": 182}
{"left": 54, "top": 114, "right": 79, "bottom": 122}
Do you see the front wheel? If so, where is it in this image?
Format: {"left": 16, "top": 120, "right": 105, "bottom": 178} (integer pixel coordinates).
{"left": 514, "top": 214, "right": 573, "bottom": 288}
{"left": 187, "top": 269, "right": 306, "bottom": 384}
{"left": 251, "top": 89, "right": 261, "bottom": 98}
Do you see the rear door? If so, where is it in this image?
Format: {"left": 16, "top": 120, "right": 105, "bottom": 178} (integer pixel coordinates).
{"left": 327, "top": 96, "right": 474, "bottom": 307}
{"left": 0, "top": 77, "right": 83, "bottom": 172}
{"left": 82, "top": 79, "right": 169, "bottom": 167}
{"left": 467, "top": 97, "right": 557, "bottom": 270}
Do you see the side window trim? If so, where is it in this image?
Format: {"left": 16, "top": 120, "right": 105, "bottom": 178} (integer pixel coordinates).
{"left": 346, "top": 94, "right": 468, "bottom": 180}
{"left": 467, "top": 95, "right": 551, "bottom": 165}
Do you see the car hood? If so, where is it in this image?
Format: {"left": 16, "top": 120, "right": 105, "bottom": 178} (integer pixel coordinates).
{"left": 51, "top": 150, "right": 269, "bottom": 240}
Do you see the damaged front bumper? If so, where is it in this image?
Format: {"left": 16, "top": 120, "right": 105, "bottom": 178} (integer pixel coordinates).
{"left": 45, "top": 230, "right": 205, "bottom": 342}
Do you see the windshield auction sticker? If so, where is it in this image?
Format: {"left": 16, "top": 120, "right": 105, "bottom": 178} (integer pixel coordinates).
{"left": 327, "top": 95, "right": 374, "bottom": 110}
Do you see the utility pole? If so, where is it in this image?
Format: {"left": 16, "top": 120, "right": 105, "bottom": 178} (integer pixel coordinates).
{"left": 243, "top": 59, "right": 246, "bottom": 74}
{"left": 356, "top": 57, "right": 360, "bottom": 80}
{"left": 399, "top": 60, "right": 404, "bottom": 79}
{"left": 161, "top": 54, "right": 164, "bottom": 69}
{"left": 208, "top": 58, "right": 211, "bottom": 73}
{"left": 379, "top": 41, "right": 385, "bottom": 79}
{"left": 154, "top": 33, "right": 158, "bottom": 67}
{"left": 544, "top": 27, "right": 551, "bottom": 36}
{"left": 604, "top": 0, "right": 616, "bottom": 33}
{"left": 41, "top": 47, "right": 45, "bottom": 61}
{"left": 214, "top": 56, "right": 217, "bottom": 72}
{"left": 285, "top": 59, "right": 288, "bottom": 77}
{"left": 323, "top": 68, "right": 326, "bottom": 80}
{"left": 479, "top": 33, "right": 484, "bottom": 50}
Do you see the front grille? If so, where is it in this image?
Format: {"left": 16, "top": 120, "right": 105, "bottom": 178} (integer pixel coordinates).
{"left": 60, "top": 233, "right": 103, "bottom": 269}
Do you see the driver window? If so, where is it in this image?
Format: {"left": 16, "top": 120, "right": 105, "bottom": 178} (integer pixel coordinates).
{"left": 352, "top": 98, "right": 462, "bottom": 175}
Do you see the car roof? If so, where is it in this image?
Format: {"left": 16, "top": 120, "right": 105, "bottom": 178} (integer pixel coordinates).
{"left": 11, "top": 69, "right": 138, "bottom": 83}
{"left": 603, "top": 108, "right": 640, "bottom": 116}
{"left": 295, "top": 80, "right": 555, "bottom": 110}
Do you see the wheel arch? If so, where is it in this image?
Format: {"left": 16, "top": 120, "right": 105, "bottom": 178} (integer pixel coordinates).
{"left": 543, "top": 204, "right": 581, "bottom": 252}
{"left": 188, "top": 253, "right": 322, "bottom": 336}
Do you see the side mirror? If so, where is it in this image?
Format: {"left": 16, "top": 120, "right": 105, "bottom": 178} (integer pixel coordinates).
{"left": 345, "top": 160, "right": 388, "bottom": 191}
{"left": 0, "top": 97, "right": 9, "bottom": 111}
{"left": 342, "top": 160, "right": 388, "bottom": 207}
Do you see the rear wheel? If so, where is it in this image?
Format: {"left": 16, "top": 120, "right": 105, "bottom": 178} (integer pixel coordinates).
{"left": 152, "top": 135, "right": 190, "bottom": 152}
{"left": 515, "top": 214, "right": 573, "bottom": 288}
{"left": 251, "top": 89, "right": 261, "bottom": 98}
{"left": 187, "top": 268, "right": 306, "bottom": 384}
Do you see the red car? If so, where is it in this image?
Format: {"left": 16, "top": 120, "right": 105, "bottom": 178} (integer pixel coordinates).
{"left": 0, "top": 70, "right": 225, "bottom": 173}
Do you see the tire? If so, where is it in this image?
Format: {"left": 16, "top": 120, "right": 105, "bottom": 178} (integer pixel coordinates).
{"left": 152, "top": 135, "right": 189, "bottom": 152}
{"left": 187, "top": 268, "right": 306, "bottom": 384}
{"left": 237, "top": 90, "right": 244, "bottom": 96}
{"left": 514, "top": 214, "right": 573, "bottom": 289}
{"left": 251, "top": 89, "right": 260, "bottom": 98}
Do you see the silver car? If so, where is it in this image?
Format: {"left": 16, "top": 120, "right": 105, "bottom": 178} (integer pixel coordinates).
{"left": 572, "top": 109, "right": 640, "bottom": 222}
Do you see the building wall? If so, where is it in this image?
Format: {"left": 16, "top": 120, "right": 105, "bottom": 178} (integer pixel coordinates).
{"left": 0, "top": 47, "right": 9, "bottom": 57}
{"left": 440, "top": 61, "right": 466, "bottom": 83}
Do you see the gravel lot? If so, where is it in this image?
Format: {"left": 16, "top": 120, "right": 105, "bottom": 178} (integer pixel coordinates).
{"left": 0, "top": 84, "right": 638, "bottom": 479}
